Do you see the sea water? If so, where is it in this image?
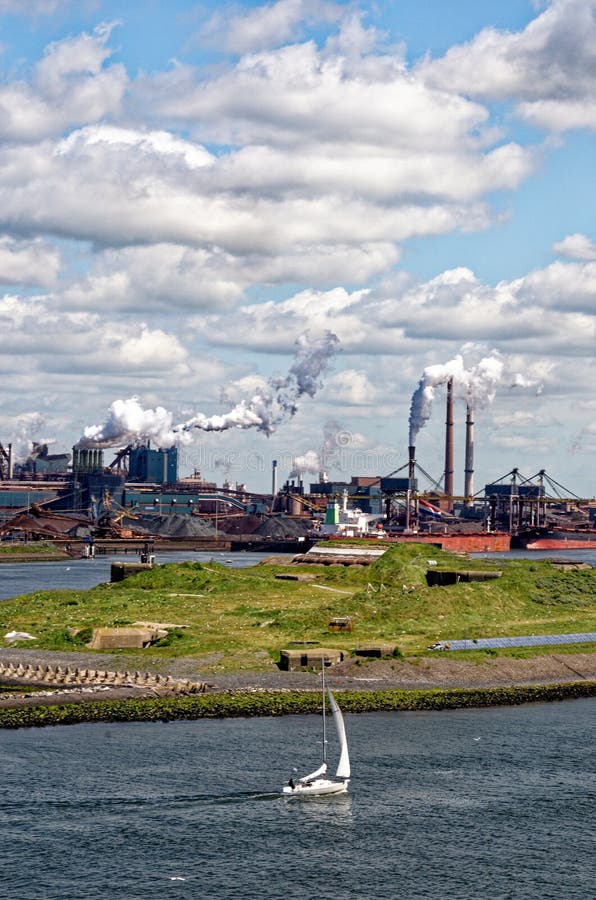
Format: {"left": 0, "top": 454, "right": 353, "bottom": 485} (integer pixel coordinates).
{"left": 0, "top": 551, "right": 284, "bottom": 601}
{"left": 0, "top": 552, "right": 593, "bottom": 898}
{"left": 0, "top": 699, "right": 593, "bottom": 900}
{"left": 1, "top": 546, "right": 595, "bottom": 602}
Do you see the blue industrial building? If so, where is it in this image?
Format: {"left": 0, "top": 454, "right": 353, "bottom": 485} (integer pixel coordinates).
{"left": 309, "top": 477, "right": 383, "bottom": 515}
{"left": 128, "top": 446, "right": 178, "bottom": 485}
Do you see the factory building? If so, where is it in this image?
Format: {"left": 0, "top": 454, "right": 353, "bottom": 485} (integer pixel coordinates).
{"left": 15, "top": 444, "right": 71, "bottom": 478}
{"left": 128, "top": 446, "right": 178, "bottom": 485}
{"left": 309, "top": 476, "right": 383, "bottom": 515}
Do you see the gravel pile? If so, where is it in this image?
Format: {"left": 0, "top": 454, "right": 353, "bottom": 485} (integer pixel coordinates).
{"left": 138, "top": 514, "right": 217, "bottom": 538}
{"left": 253, "top": 517, "right": 311, "bottom": 538}
{"left": 216, "top": 515, "right": 262, "bottom": 535}
{"left": 214, "top": 515, "right": 311, "bottom": 538}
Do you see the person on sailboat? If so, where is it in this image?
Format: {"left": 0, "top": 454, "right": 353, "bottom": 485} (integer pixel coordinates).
{"left": 288, "top": 777, "right": 295, "bottom": 790}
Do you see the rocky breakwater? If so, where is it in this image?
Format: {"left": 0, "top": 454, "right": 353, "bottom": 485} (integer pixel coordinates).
{"left": 0, "top": 659, "right": 207, "bottom": 708}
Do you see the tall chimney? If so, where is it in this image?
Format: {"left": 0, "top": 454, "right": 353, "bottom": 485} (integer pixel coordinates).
{"left": 444, "top": 377, "right": 454, "bottom": 508}
{"left": 464, "top": 404, "right": 474, "bottom": 506}
{"left": 271, "top": 459, "right": 278, "bottom": 497}
{"left": 7, "top": 442, "right": 13, "bottom": 480}
{"left": 408, "top": 445, "right": 416, "bottom": 482}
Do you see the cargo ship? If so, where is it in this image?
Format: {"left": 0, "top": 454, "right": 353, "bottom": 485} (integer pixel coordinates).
{"left": 311, "top": 495, "right": 511, "bottom": 552}
{"left": 376, "top": 531, "right": 511, "bottom": 552}
{"left": 322, "top": 531, "right": 510, "bottom": 552}
{"left": 512, "top": 527, "right": 596, "bottom": 550}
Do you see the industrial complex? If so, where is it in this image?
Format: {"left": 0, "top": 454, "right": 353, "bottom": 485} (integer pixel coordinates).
{"left": 1, "top": 378, "right": 596, "bottom": 553}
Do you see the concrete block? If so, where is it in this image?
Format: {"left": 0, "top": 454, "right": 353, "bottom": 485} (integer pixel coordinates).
{"left": 426, "top": 569, "right": 502, "bottom": 586}
{"left": 87, "top": 626, "right": 159, "bottom": 650}
{"left": 328, "top": 617, "right": 353, "bottom": 632}
{"left": 274, "top": 573, "right": 316, "bottom": 582}
{"left": 110, "top": 562, "right": 154, "bottom": 582}
{"left": 353, "top": 643, "right": 396, "bottom": 658}
{"left": 279, "top": 647, "right": 344, "bottom": 671}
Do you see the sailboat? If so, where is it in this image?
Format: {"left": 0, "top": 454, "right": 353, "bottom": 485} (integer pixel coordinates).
{"left": 282, "top": 666, "right": 350, "bottom": 798}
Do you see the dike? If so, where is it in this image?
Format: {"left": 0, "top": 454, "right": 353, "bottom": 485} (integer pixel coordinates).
{"left": 0, "top": 680, "right": 594, "bottom": 730}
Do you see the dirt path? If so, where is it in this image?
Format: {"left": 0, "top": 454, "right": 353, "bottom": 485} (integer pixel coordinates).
{"left": 1, "top": 648, "right": 594, "bottom": 700}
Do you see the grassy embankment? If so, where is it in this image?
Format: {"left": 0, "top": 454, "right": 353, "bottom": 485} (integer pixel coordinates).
{"left": 0, "top": 541, "right": 70, "bottom": 561}
{"left": 1, "top": 543, "right": 595, "bottom": 671}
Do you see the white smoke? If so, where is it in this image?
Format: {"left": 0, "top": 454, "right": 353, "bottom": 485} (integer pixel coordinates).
{"left": 79, "top": 330, "right": 339, "bottom": 449}
{"left": 408, "top": 356, "right": 465, "bottom": 446}
{"left": 289, "top": 449, "right": 322, "bottom": 478}
{"left": 8, "top": 412, "right": 52, "bottom": 463}
{"left": 466, "top": 354, "right": 505, "bottom": 409}
{"left": 408, "top": 351, "right": 509, "bottom": 445}
{"left": 510, "top": 372, "right": 542, "bottom": 393}
{"left": 289, "top": 419, "right": 347, "bottom": 478}
{"left": 79, "top": 397, "right": 187, "bottom": 450}
{"left": 182, "top": 330, "right": 339, "bottom": 437}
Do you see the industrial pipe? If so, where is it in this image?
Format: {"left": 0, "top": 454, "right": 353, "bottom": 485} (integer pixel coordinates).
{"left": 444, "top": 377, "right": 454, "bottom": 509}
{"left": 408, "top": 444, "right": 416, "bottom": 482}
{"left": 464, "top": 404, "right": 474, "bottom": 506}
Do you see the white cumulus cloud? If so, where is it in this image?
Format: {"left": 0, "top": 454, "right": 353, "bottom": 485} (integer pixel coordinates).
{"left": 0, "top": 24, "right": 127, "bottom": 140}
{"left": 417, "top": 0, "right": 596, "bottom": 133}
{"left": 553, "top": 233, "right": 596, "bottom": 260}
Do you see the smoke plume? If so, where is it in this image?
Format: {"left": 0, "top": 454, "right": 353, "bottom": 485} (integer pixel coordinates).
{"left": 408, "top": 356, "right": 465, "bottom": 446}
{"left": 408, "top": 352, "right": 507, "bottom": 445}
{"left": 289, "top": 419, "right": 347, "bottom": 478}
{"left": 78, "top": 331, "right": 339, "bottom": 449}
{"left": 181, "top": 330, "right": 338, "bottom": 437}
{"left": 289, "top": 449, "right": 322, "bottom": 478}
{"left": 9, "top": 412, "right": 52, "bottom": 463}
{"left": 214, "top": 456, "right": 233, "bottom": 478}
{"left": 79, "top": 398, "right": 183, "bottom": 450}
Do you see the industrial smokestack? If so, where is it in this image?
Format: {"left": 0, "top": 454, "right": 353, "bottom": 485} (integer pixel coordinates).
{"left": 464, "top": 404, "right": 474, "bottom": 506}
{"left": 408, "top": 445, "right": 416, "bottom": 482}
{"left": 444, "top": 377, "right": 454, "bottom": 509}
{"left": 271, "top": 459, "right": 278, "bottom": 497}
{"left": 7, "top": 442, "right": 13, "bottom": 480}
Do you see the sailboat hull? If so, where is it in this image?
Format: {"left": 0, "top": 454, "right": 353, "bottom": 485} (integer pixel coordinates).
{"left": 283, "top": 779, "right": 349, "bottom": 798}
{"left": 282, "top": 668, "right": 351, "bottom": 798}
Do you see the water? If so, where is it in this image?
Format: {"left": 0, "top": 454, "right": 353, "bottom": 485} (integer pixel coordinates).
{"left": 473, "top": 548, "right": 596, "bottom": 564}
{"left": 1, "top": 549, "right": 593, "bottom": 898}
{"left": 0, "top": 699, "right": 592, "bottom": 899}
{"left": 0, "top": 551, "right": 286, "bottom": 601}
{"left": 3, "top": 546, "right": 595, "bottom": 602}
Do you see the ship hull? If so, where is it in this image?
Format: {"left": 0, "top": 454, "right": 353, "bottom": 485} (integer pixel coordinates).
{"left": 328, "top": 532, "right": 511, "bottom": 552}
{"left": 513, "top": 529, "right": 596, "bottom": 550}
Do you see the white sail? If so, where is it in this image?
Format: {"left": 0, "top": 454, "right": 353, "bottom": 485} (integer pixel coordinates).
{"left": 299, "top": 762, "right": 327, "bottom": 783}
{"left": 328, "top": 689, "right": 350, "bottom": 780}
{"left": 282, "top": 670, "right": 351, "bottom": 797}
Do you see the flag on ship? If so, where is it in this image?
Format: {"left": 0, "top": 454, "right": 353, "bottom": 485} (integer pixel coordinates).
{"left": 418, "top": 499, "right": 443, "bottom": 518}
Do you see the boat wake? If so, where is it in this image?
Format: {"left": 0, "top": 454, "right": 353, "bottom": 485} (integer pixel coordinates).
{"left": 215, "top": 791, "right": 282, "bottom": 804}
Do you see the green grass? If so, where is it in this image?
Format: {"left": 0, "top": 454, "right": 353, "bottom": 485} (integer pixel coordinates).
{"left": 0, "top": 682, "right": 594, "bottom": 729}
{"left": 0, "top": 541, "right": 66, "bottom": 557}
{"left": 1, "top": 545, "right": 595, "bottom": 671}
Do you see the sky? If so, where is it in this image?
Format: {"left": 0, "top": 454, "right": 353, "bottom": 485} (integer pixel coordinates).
{"left": 2, "top": 0, "right": 596, "bottom": 497}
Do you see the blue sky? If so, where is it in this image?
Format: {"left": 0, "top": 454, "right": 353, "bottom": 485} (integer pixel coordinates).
{"left": 2, "top": 0, "right": 596, "bottom": 496}
{"left": 0, "top": 2, "right": 533, "bottom": 67}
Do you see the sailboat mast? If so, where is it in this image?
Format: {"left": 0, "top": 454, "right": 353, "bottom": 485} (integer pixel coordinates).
{"left": 322, "top": 663, "right": 327, "bottom": 764}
